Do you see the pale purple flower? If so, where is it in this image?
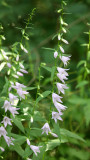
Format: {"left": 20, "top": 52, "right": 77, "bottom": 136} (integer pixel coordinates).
{"left": 50, "top": 132, "right": 58, "bottom": 137}
{"left": 27, "top": 139, "right": 30, "bottom": 146}
{"left": 2, "top": 100, "right": 11, "bottom": 112}
{"left": 1, "top": 116, "right": 12, "bottom": 128}
{"left": 60, "top": 55, "right": 71, "bottom": 66}
{"left": 20, "top": 68, "right": 28, "bottom": 74}
{"left": 0, "top": 147, "right": 5, "bottom": 152}
{"left": 57, "top": 73, "right": 68, "bottom": 83}
{"left": 54, "top": 101, "right": 67, "bottom": 113}
{"left": 54, "top": 51, "right": 58, "bottom": 58}
{"left": 57, "top": 67, "right": 69, "bottom": 76}
{"left": 7, "top": 63, "right": 12, "bottom": 68}
{"left": 30, "top": 145, "right": 42, "bottom": 156}
{"left": 56, "top": 82, "right": 68, "bottom": 94}
{"left": 4, "top": 136, "right": 14, "bottom": 146}
{"left": 9, "top": 107, "right": 19, "bottom": 117}
{"left": 52, "top": 93, "right": 62, "bottom": 104}
{"left": 62, "top": 38, "right": 69, "bottom": 44}
{"left": 13, "top": 74, "right": 19, "bottom": 79}
{"left": 41, "top": 123, "right": 51, "bottom": 135}
{"left": 20, "top": 44, "right": 28, "bottom": 53}
{"left": 17, "top": 89, "right": 28, "bottom": 99}
{"left": 19, "top": 63, "right": 24, "bottom": 69}
{"left": 52, "top": 111, "right": 63, "bottom": 123}
{"left": 0, "top": 126, "right": 7, "bottom": 137}
{"left": 17, "top": 71, "right": 23, "bottom": 76}
{"left": 59, "top": 46, "right": 64, "bottom": 53}
{"left": 16, "top": 55, "right": 19, "bottom": 61}
{"left": 58, "top": 34, "right": 61, "bottom": 40}
{"left": 9, "top": 93, "right": 18, "bottom": 105}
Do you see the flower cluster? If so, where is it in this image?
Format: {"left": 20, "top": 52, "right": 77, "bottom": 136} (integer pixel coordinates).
{"left": 52, "top": 15, "right": 71, "bottom": 123}
{"left": 0, "top": 51, "right": 29, "bottom": 151}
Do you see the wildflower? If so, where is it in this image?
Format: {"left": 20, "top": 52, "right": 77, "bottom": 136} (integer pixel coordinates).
{"left": 52, "top": 93, "right": 62, "bottom": 104}
{"left": 62, "top": 38, "right": 69, "bottom": 44}
{"left": 17, "top": 89, "right": 28, "bottom": 99}
{"left": 0, "top": 147, "right": 5, "bottom": 152}
{"left": 57, "top": 67, "right": 69, "bottom": 76}
{"left": 9, "top": 107, "right": 19, "bottom": 117}
{"left": 0, "top": 126, "right": 7, "bottom": 137}
{"left": 54, "top": 101, "right": 67, "bottom": 113}
{"left": 56, "top": 82, "right": 68, "bottom": 94}
{"left": 1, "top": 49, "right": 9, "bottom": 60}
{"left": 59, "top": 46, "right": 64, "bottom": 53}
{"left": 2, "top": 100, "right": 11, "bottom": 112}
{"left": 9, "top": 93, "right": 18, "bottom": 105}
{"left": 20, "top": 68, "right": 28, "bottom": 74}
{"left": 52, "top": 111, "right": 63, "bottom": 123}
{"left": 16, "top": 55, "right": 19, "bottom": 61}
{"left": 50, "top": 132, "right": 58, "bottom": 137}
{"left": 60, "top": 55, "right": 71, "bottom": 67}
{"left": 57, "top": 73, "right": 68, "bottom": 83}
{"left": 54, "top": 51, "right": 58, "bottom": 58}
{"left": 19, "top": 63, "right": 24, "bottom": 69}
{"left": 27, "top": 139, "right": 30, "bottom": 146}
{"left": 58, "top": 34, "right": 61, "bottom": 40}
{"left": 7, "top": 63, "right": 12, "bottom": 68}
{"left": 30, "top": 145, "right": 42, "bottom": 156}
{"left": 41, "top": 122, "right": 51, "bottom": 135}
{"left": 17, "top": 71, "right": 23, "bottom": 76}
{"left": 4, "top": 136, "right": 14, "bottom": 146}
{"left": 1, "top": 116, "right": 12, "bottom": 128}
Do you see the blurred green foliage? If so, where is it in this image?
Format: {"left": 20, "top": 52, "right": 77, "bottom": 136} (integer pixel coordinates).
{"left": 0, "top": 0, "right": 90, "bottom": 159}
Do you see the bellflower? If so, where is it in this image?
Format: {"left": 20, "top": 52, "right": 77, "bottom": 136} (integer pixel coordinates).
{"left": 1, "top": 116, "right": 12, "bottom": 128}
{"left": 9, "top": 93, "right": 18, "bottom": 105}
{"left": 0, "top": 147, "right": 5, "bottom": 152}
{"left": 56, "top": 82, "right": 68, "bottom": 94}
{"left": 57, "top": 73, "right": 68, "bottom": 83}
{"left": 4, "top": 136, "right": 14, "bottom": 146}
{"left": 30, "top": 145, "right": 42, "bottom": 156}
{"left": 54, "top": 101, "right": 67, "bottom": 113}
{"left": 9, "top": 107, "right": 20, "bottom": 117}
{"left": 41, "top": 122, "right": 51, "bottom": 135}
{"left": 54, "top": 51, "right": 58, "bottom": 58}
{"left": 57, "top": 67, "right": 69, "bottom": 76}
{"left": 59, "top": 46, "right": 64, "bottom": 53}
{"left": 52, "top": 93, "right": 63, "bottom": 104}
{"left": 0, "top": 126, "right": 7, "bottom": 137}
{"left": 52, "top": 111, "right": 63, "bottom": 123}
{"left": 60, "top": 55, "right": 71, "bottom": 66}
{"left": 2, "top": 100, "right": 11, "bottom": 112}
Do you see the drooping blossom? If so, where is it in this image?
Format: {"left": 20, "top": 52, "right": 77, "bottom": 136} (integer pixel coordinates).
{"left": 20, "top": 68, "right": 28, "bottom": 74}
{"left": 0, "top": 126, "right": 7, "bottom": 137}
{"left": 52, "top": 111, "right": 63, "bottom": 123}
{"left": 4, "top": 136, "right": 14, "bottom": 146}
{"left": 57, "top": 73, "right": 68, "bottom": 83}
{"left": 60, "top": 55, "right": 71, "bottom": 66}
{"left": 7, "top": 63, "right": 12, "bottom": 68}
{"left": 57, "top": 67, "right": 69, "bottom": 76}
{"left": 17, "top": 71, "right": 23, "bottom": 77}
{"left": 54, "top": 101, "right": 67, "bottom": 113}
{"left": 56, "top": 82, "right": 68, "bottom": 94}
{"left": 59, "top": 46, "right": 64, "bottom": 53}
{"left": 30, "top": 145, "right": 42, "bottom": 156}
{"left": 0, "top": 147, "right": 5, "bottom": 152}
{"left": 2, "top": 100, "right": 11, "bottom": 112}
{"left": 41, "top": 122, "right": 51, "bottom": 135}
{"left": 9, "top": 107, "right": 19, "bottom": 117}
{"left": 1, "top": 116, "right": 12, "bottom": 127}
{"left": 9, "top": 93, "right": 18, "bottom": 105}
{"left": 52, "top": 93, "right": 62, "bottom": 104}
{"left": 54, "top": 51, "right": 58, "bottom": 58}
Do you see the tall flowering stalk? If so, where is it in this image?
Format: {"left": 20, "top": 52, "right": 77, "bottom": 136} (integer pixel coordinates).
{"left": 52, "top": 1, "right": 71, "bottom": 123}
{"left": 41, "top": 1, "right": 71, "bottom": 135}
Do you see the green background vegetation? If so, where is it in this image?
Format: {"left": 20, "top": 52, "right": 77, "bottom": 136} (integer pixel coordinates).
{"left": 0, "top": 0, "right": 90, "bottom": 159}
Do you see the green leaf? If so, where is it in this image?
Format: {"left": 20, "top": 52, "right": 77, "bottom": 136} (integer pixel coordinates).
{"left": 77, "top": 60, "right": 86, "bottom": 68}
{"left": 23, "top": 145, "right": 32, "bottom": 158}
{"left": 12, "top": 117, "right": 25, "bottom": 133}
{"left": 10, "top": 144, "right": 24, "bottom": 157}
{"left": 41, "top": 65, "right": 52, "bottom": 72}
{"left": 76, "top": 80, "right": 88, "bottom": 89}
{"left": 84, "top": 100, "right": 90, "bottom": 126}
{"left": 36, "top": 91, "right": 51, "bottom": 104}
{"left": 51, "top": 66, "right": 56, "bottom": 81}
{"left": 60, "top": 128, "right": 85, "bottom": 142}
{"left": 25, "top": 87, "right": 37, "bottom": 90}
